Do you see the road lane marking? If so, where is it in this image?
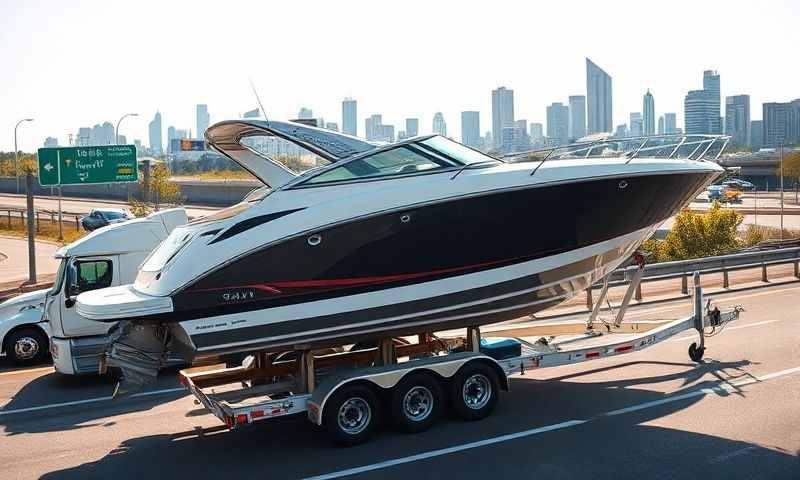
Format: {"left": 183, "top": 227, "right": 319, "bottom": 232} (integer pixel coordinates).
{"left": 0, "top": 387, "right": 185, "bottom": 417}
{"left": 0, "top": 366, "right": 55, "bottom": 377}
{"left": 667, "top": 319, "right": 782, "bottom": 343}
{"left": 305, "top": 365, "right": 800, "bottom": 480}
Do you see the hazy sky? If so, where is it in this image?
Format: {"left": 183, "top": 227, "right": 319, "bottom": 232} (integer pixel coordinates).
{"left": 1, "top": 0, "right": 799, "bottom": 151}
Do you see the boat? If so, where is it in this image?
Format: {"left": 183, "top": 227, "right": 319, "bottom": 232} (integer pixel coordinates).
{"left": 76, "top": 120, "right": 727, "bottom": 384}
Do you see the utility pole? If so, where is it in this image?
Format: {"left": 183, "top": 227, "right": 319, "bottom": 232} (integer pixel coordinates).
{"left": 25, "top": 173, "right": 37, "bottom": 284}
{"left": 14, "top": 118, "right": 34, "bottom": 194}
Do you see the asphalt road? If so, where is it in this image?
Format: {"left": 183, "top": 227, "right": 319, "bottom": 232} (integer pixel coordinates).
{"left": 0, "top": 236, "right": 60, "bottom": 283}
{"left": 0, "top": 282, "right": 798, "bottom": 479}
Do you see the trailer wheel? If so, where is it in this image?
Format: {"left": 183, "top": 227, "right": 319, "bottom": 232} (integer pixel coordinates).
{"left": 688, "top": 342, "right": 705, "bottom": 362}
{"left": 6, "top": 328, "right": 49, "bottom": 366}
{"left": 450, "top": 362, "right": 499, "bottom": 421}
{"left": 323, "top": 384, "right": 380, "bottom": 445}
{"left": 390, "top": 373, "right": 443, "bottom": 433}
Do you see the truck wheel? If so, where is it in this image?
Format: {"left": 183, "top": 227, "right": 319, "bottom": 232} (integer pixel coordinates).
{"left": 390, "top": 373, "right": 443, "bottom": 433}
{"left": 450, "top": 362, "right": 499, "bottom": 421}
{"left": 323, "top": 384, "right": 380, "bottom": 445}
{"left": 6, "top": 328, "right": 49, "bottom": 366}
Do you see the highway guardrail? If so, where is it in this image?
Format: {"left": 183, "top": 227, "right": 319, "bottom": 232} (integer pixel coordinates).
{"left": 586, "top": 246, "right": 800, "bottom": 309}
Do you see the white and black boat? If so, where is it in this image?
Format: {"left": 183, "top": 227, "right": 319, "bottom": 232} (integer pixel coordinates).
{"left": 77, "top": 120, "right": 726, "bottom": 369}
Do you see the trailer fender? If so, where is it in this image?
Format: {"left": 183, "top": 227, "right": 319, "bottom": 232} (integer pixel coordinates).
{"left": 307, "top": 352, "right": 508, "bottom": 426}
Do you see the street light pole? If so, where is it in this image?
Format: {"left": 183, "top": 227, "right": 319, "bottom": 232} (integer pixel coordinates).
{"left": 14, "top": 118, "right": 34, "bottom": 194}
{"left": 115, "top": 113, "right": 138, "bottom": 145}
{"left": 780, "top": 145, "right": 785, "bottom": 239}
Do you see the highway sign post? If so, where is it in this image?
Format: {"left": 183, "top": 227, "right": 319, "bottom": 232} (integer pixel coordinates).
{"left": 37, "top": 145, "right": 138, "bottom": 240}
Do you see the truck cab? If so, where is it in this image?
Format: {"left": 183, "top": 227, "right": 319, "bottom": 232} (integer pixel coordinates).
{"left": 40, "top": 208, "right": 187, "bottom": 374}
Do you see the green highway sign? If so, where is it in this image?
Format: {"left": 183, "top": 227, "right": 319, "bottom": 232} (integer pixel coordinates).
{"left": 37, "top": 145, "right": 138, "bottom": 186}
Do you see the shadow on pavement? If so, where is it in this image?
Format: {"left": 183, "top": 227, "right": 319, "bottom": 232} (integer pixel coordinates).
{"left": 39, "top": 359, "right": 799, "bottom": 480}
{"left": 1, "top": 366, "right": 185, "bottom": 435}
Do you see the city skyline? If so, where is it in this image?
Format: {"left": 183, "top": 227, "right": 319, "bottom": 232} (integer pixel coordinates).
{"left": 2, "top": 0, "right": 799, "bottom": 151}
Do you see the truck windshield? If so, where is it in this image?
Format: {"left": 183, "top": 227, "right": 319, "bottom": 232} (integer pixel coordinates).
{"left": 49, "top": 258, "right": 68, "bottom": 295}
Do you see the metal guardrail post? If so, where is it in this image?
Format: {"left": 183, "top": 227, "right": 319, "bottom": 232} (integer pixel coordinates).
{"left": 795, "top": 259, "right": 799, "bottom": 279}
{"left": 681, "top": 274, "right": 688, "bottom": 294}
{"left": 585, "top": 287, "right": 593, "bottom": 311}
{"left": 75, "top": 215, "right": 80, "bottom": 231}
{"left": 762, "top": 263, "right": 768, "bottom": 282}
{"left": 723, "top": 268, "right": 729, "bottom": 288}
{"left": 635, "top": 282, "right": 642, "bottom": 301}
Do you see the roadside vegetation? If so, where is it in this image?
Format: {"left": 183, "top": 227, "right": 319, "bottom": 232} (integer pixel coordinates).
{"left": 0, "top": 214, "right": 85, "bottom": 244}
{"left": 128, "top": 163, "right": 183, "bottom": 217}
{"left": 641, "top": 201, "right": 799, "bottom": 263}
{"left": 0, "top": 152, "right": 38, "bottom": 176}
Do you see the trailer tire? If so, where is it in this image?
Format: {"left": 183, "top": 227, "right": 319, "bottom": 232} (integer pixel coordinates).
{"left": 689, "top": 342, "right": 705, "bottom": 362}
{"left": 323, "top": 384, "right": 380, "bottom": 445}
{"left": 450, "top": 362, "right": 499, "bottom": 421}
{"left": 390, "top": 373, "right": 443, "bottom": 433}
{"left": 6, "top": 328, "right": 49, "bottom": 366}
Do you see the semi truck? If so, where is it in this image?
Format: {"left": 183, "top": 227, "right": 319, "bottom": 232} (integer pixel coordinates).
{"left": 0, "top": 209, "right": 187, "bottom": 371}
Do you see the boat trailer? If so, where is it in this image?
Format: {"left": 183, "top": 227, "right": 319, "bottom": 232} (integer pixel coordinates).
{"left": 178, "top": 270, "right": 742, "bottom": 445}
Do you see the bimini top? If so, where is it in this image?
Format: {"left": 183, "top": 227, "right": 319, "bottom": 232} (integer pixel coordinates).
{"left": 205, "top": 119, "right": 379, "bottom": 187}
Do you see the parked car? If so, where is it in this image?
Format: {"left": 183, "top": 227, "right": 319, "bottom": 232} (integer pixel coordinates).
{"left": 722, "top": 179, "right": 755, "bottom": 191}
{"left": 80, "top": 208, "right": 134, "bottom": 231}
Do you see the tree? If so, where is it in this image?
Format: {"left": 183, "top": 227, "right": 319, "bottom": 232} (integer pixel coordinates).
{"left": 780, "top": 150, "right": 800, "bottom": 186}
{"left": 659, "top": 202, "right": 743, "bottom": 260}
{"left": 128, "top": 162, "right": 183, "bottom": 217}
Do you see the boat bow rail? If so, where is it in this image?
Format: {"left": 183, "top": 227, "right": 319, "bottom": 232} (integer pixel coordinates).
{"left": 503, "top": 134, "right": 731, "bottom": 177}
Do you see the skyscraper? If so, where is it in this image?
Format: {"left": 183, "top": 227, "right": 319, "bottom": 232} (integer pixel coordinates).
{"left": 725, "top": 95, "right": 750, "bottom": 146}
{"left": 196, "top": 104, "right": 210, "bottom": 139}
{"left": 365, "top": 114, "right": 382, "bottom": 141}
{"left": 586, "top": 58, "right": 612, "bottom": 134}
{"left": 546, "top": 102, "right": 569, "bottom": 145}
{"left": 529, "top": 123, "right": 544, "bottom": 145}
{"left": 664, "top": 113, "right": 677, "bottom": 134}
{"left": 568, "top": 95, "right": 586, "bottom": 140}
{"left": 703, "top": 70, "right": 722, "bottom": 134}
{"left": 657, "top": 116, "right": 665, "bottom": 135}
{"left": 750, "top": 120, "right": 763, "bottom": 150}
{"left": 629, "top": 112, "right": 643, "bottom": 137}
{"left": 405, "top": 118, "right": 419, "bottom": 137}
{"left": 492, "top": 86, "right": 514, "bottom": 148}
{"left": 149, "top": 111, "right": 162, "bottom": 154}
{"left": 461, "top": 111, "right": 480, "bottom": 148}
{"left": 298, "top": 107, "right": 313, "bottom": 120}
{"left": 342, "top": 98, "right": 357, "bottom": 136}
{"left": 432, "top": 112, "right": 447, "bottom": 136}
{"left": 684, "top": 90, "right": 716, "bottom": 134}
{"left": 642, "top": 90, "right": 655, "bottom": 136}
{"left": 763, "top": 101, "right": 800, "bottom": 147}
{"left": 43, "top": 137, "right": 58, "bottom": 148}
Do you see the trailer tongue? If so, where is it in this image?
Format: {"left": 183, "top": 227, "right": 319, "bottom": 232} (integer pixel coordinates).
{"left": 175, "top": 271, "right": 741, "bottom": 445}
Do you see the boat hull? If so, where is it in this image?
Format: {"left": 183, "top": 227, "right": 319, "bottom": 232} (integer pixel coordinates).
{"left": 172, "top": 222, "right": 655, "bottom": 356}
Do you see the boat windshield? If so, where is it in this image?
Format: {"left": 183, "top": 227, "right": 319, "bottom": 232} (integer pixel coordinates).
{"left": 419, "top": 136, "right": 501, "bottom": 165}
{"left": 304, "top": 146, "right": 450, "bottom": 185}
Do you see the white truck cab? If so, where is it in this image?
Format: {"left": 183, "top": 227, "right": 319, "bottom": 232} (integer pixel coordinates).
{"left": 36, "top": 208, "right": 187, "bottom": 374}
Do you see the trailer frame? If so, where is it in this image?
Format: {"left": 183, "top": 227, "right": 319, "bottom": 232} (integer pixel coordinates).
{"left": 178, "top": 271, "right": 741, "bottom": 443}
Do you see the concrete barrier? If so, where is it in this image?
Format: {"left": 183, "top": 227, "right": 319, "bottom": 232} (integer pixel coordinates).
{"left": 0, "top": 176, "right": 260, "bottom": 207}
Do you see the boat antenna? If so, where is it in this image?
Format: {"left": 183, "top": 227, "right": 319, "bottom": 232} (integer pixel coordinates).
{"left": 249, "top": 79, "right": 270, "bottom": 125}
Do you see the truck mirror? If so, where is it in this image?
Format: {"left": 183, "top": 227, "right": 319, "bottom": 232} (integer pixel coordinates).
{"left": 64, "top": 297, "right": 76, "bottom": 308}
